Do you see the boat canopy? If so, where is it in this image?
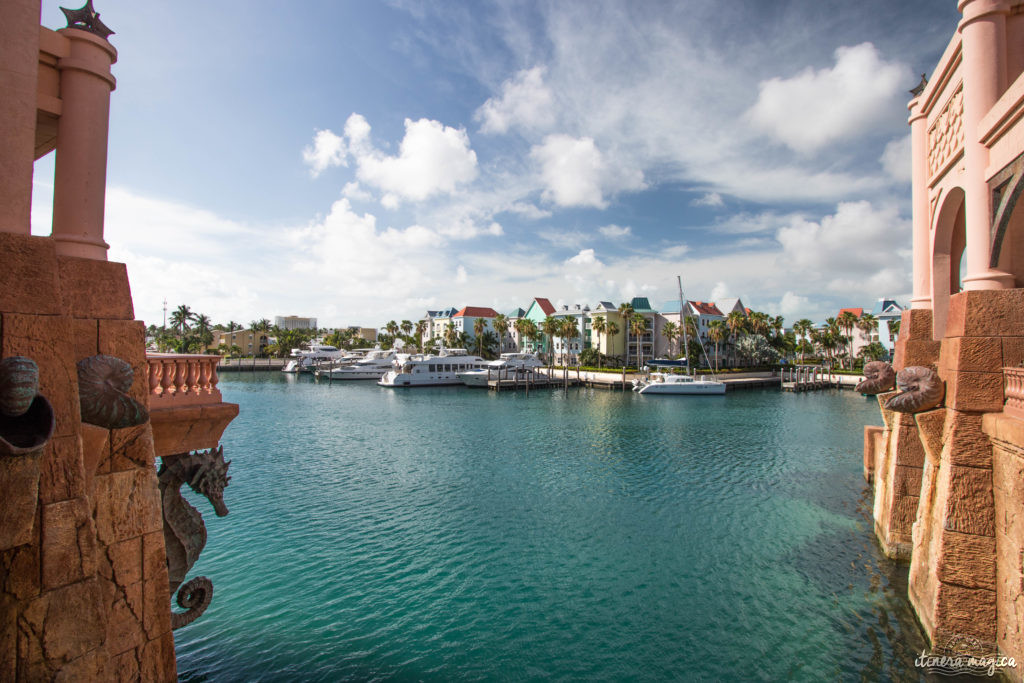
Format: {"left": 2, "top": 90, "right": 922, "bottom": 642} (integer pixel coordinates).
{"left": 646, "top": 359, "right": 687, "bottom": 368}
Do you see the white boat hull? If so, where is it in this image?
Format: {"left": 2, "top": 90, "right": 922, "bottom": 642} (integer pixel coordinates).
{"left": 324, "top": 368, "right": 389, "bottom": 380}
{"left": 638, "top": 381, "right": 725, "bottom": 395}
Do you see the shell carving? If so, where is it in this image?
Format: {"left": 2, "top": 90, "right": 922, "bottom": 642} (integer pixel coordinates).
{"left": 0, "top": 356, "right": 40, "bottom": 418}
{"left": 884, "top": 366, "right": 945, "bottom": 414}
{"left": 0, "top": 356, "right": 55, "bottom": 456}
{"left": 855, "top": 361, "right": 897, "bottom": 395}
{"left": 77, "top": 354, "right": 149, "bottom": 429}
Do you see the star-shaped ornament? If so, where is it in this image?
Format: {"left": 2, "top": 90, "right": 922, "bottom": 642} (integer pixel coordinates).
{"left": 60, "top": 0, "right": 114, "bottom": 40}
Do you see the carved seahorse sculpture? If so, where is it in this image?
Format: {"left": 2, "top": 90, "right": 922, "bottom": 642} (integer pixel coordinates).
{"left": 884, "top": 365, "right": 945, "bottom": 413}
{"left": 157, "top": 446, "right": 231, "bottom": 629}
{"left": 855, "top": 360, "right": 897, "bottom": 395}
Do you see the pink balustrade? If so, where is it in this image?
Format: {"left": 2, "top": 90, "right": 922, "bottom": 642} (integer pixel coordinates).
{"left": 1005, "top": 366, "right": 1024, "bottom": 420}
{"left": 146, "top": 354, "right": 224, "bottom": 407}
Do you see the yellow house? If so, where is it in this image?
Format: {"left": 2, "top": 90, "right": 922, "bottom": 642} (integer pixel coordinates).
{"left": 208, "top": 328, "right": 270, "bottom": 356}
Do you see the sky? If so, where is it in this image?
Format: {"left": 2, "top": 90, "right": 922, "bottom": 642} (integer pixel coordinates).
{"left": 32, "top": 0, "right": 964, "bottom": 329}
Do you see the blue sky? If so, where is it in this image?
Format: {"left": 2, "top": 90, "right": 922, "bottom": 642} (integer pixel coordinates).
{"left": 32, "top": 0, "right": 963, "bottom": 328}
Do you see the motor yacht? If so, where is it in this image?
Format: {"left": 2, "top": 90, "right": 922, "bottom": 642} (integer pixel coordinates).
{"left": 378, "top": 348, "right": 487, "bottom": 387}
{"left": 281, "top": 343, "right": 346, "bottom": 373}
{"left": 457, "top": 352, "right": 544, "bottom": 387}
{"left": 321, "top": 348, "right": 398, "bottom": 380}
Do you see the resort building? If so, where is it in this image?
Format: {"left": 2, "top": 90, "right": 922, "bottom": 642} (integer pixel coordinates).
{"left": 588, "top": 301, "right": 626, "bottom": 361}
{"left": 452, "top": 306, "right": 499, "bottom": 344}
{"left": 870, "top": 298, "right": 904, "bottom": 359}
{"left": 420, "top": 307, "right": 459, "bottom": 348}
{"left": 209, "top": 327, "right": 270, "bottom": 356}
{"left": 274, "top": 315, "right": 318, "bottom": 330}
{"left": 551, "top": 304, "right": 592, "bottom": 364}
{"left": 520, "top": 297, "right": 557, "bottom": 357}
{"left": 503, "top": 308, "right": 527, "bottom": 352}
{"left": 660, "top": 300, "right": 727, "bottom": 367}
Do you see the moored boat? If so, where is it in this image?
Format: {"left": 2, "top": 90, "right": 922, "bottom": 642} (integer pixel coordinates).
{"left": 635, "top": 372, "right": 725, "bottom": 395}
{"left": 457, "top": 352, "right": 544, "bottom": 387}
{"left": 378, "top": 348, "right": 487, "bottom": 387}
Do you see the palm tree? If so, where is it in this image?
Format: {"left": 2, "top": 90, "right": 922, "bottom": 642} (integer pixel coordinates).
{"left": 887, "top": 318, "right": 901, "bottom": 342}
{"left": 540, "top": 316, "right": 560, "bottom": 364}
{"left": 726, "top": 310, "right": 747, "bottom": 366}
{"left": 493, "top": 314, "right": 509, "bottom": 353}
{"left": 226, "top": 321, "right": 239, "bottom": 358}
{"left": 169, "top": 305, "right": 194, "bottom": 336}
{"left": 617, "top": 302, "right": 634, "bottom": 366}
{"left": 513, "top": 318, "right": 531, "bottom": 352}
{"left": 708, "top": 319, "right": 727, "bottom": 371}
{"left": 604, "top": 320, "right": 619, "bottom": 367}
{"left": 793, "top": 319, "right": 813, "bottom": 364}
{"left": 591, "top": 316, "right": 607, "bottom": 368}
{"left": 661, "top": 321, "right": 678, "bottom": 358}
{"left": 473, "top": 317, "right": 488, "bottom": 356}
{"left": 193, "top": 313, "right": 213, "bottom": 349}
{"left": 630, "top": 313, "right": 648, "bottom": 369}
{"left": 400, "top": 320, "right": 413, "bottom": 339}
{"left": 385, "top": 320, "right": 400, "bottom": 340}
{"left": 856, "top": 313, "right": 878, "bottom": 347}
{"left": 837, "top": 310, "right": 859, "bottom": 369}
{"left": 443, "top": 323, "right": 458, "bottom": 348}
{"left": 414, "top": 320, "right": 428, "bottom": 353}
{"left": 559, "top": 317, "right": 580, "bottom": 365}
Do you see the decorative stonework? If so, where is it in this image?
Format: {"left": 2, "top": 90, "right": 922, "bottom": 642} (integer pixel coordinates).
{"left": 928, "top": 85, "right": 964, "bottom": 179}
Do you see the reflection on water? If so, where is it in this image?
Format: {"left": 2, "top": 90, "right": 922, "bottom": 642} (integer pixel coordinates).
{"left": 176, "top": 375, "right": 929, "bottom": 682}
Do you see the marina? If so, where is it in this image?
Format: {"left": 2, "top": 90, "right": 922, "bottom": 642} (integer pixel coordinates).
{"left": 174, "top": 373, "right": 925, "bottom": 681}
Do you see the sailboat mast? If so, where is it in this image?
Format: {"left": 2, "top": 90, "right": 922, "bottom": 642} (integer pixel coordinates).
{"left": 677, "top": 275, "right": 689, "bottom": 374}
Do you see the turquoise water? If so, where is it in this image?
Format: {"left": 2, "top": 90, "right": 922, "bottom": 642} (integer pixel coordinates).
{"left": 175, "top": 374, "right": 928, "bottom": 681}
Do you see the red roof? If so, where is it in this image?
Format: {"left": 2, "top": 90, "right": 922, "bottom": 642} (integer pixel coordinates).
{"left": 744, "top": 307, "right": 752, "bottom": 315}
{"left": 534, "top": 297, "right": 555, "bottom": 315}
{"left": 838, "top": 307, "right": 863, "bottom": 318}
{"left": 454, "top": 306, "right": 498, "bottom": 318}
{"left": 690, "top": 301, "right": 723, "bottom": 317}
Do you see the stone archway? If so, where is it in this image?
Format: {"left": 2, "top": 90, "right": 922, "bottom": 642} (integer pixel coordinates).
{"left": 930, "top": 186, "right": 967, "bottom": 340}
{"left": 990, "top": 154, "right": 1024, "bottom": 287}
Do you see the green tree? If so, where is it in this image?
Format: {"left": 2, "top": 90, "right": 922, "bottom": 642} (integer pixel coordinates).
{"left": 473, "top": 317, "right": 489, "bottom": 357}
{"left": 169, "top": 305, "right": 194, "bottom": 336}
{"left": 630, "top": 313, "right": 648, "bottom": 369}
{"left": 708, "top": 319, "right": 727, "bottom": 371}
{"left": 414, "top": 320, "right": 428, "bottom": 353}
{"left": 541, "top": 316, "right": 561, "bottom": 366}
{"left": 837, "top": 310, "right": 859, "bottom": 369}
{"left": 661, "top": 321, "right": 678, "bottom": 358}
{"left": 492, "top": 314, "right": 508, "bottom": 354}
{"left": 559, "top": 317, "right": 580, "bottom": 365}
{"left": 591, "top": 316, "right": 607, "bottom": 368}
{"left": 793, "top": 319, "right": 813, "bottom": 364}
{"left": 617, "top": 302, "right": 635, "bottom": 366}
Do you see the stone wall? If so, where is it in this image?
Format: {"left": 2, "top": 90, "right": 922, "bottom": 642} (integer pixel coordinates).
{"left": 0, "top": 232, "right": 175, "bottom": 680}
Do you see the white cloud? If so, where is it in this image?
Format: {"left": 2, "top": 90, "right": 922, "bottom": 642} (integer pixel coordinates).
{"left": 530, "top": 134, "right": 644, "bottom": 208}
{"left": 709, "top": 282, "right": 730, "bottom": 301}
{"left": 347, "top": 116, "right": 478, "bottom": 204}
{"left": 342, "top": 181, "right": 372, "bottom": 201}
{"left": 476, "top": 66, "right": 555, "bottom": 134}
{"left": 778, "top": 291, "right": 810, "bottom": 317}
{"left": 302, "top": 129, "right": 347, "bottom": 177}
{"left": 691, "top": 192, "right": 724, "bottom": 207}
{"left": 748, "top": 43, "right": 908, "bottom": 154}
{"left": 598, "top": 224, "right": 632, "bottom": 239}
{"left": 455, "top": 264, "right": 468, "bottom": 283}
{"left": 566, "top": 248, "right": 604, "bottom": 267}
{"left": 537, "top": 229, "right": 589, "bottom": 249}
{"left": 505, "top": 201, "right": 552, "bottom": 220}
{"left": 881, "top": 134, "right": 912, "bottom": 183}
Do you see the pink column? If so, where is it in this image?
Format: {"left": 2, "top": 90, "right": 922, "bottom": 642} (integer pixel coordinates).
{"left": 51, "top": 28, "right": 117, "bottom": 260}
{"left": 908, "top": 95, "right": 932, "bottom": 309}
{"left": 958, "top": 0, "right": 1014, "bottom": 290}
{"left": 0, "top": 0, "right": 42, "bottom": 234}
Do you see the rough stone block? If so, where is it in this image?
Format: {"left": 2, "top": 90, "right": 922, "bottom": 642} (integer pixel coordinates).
{"left": 25, "top": 578, "right": 107, "bottom": 663}
{"left": 150, "top": 402, "right": 239, "bottom": 458}
{"left": 142, "top": 564, "right": 172, "bottom": 639}
{"left": 939, "top": 336, "right": 1004, "bottom": 374}
{"left": 995, "top": 532, "right": 1023, "bottom": 675}
{"left": 0, "top": 454, "right": 41, "bottom": 550}
{"left": 1, "top": 312, "right": 80, "bottom": 438}
{"left": 106, "top": 580, "right": 144, "bottom": 656}
{"left": 110, "top": 648, "right": 140, "bottom": 682}
{"left": 932, "top": 581, "right": 998, "bottom": 649}
{"left": 946, "top": 289, "right": 1024, "bottom": 338}
{"left": 107, "top": 536, "right": 143, "bottom": 587}
{"left": 80, "top": 423, "right": 109, "bottom": 498}
{"left": 942, "top": 369, "right": 1004, "bottom": 413}
{"left": 942, "top": 465, "right": 995, "bottom": 537}
{"left": 894, "top": 339, "right": 942, "bottom": 369}
{"left": 0, "top": 595, "right": 15, "bottom": 683}
{"left": 1, "top": 542, "right": 39, "bottom": 599}
{"left": 70, "top": 318, "right": 98, "bottom": 361}
{"left": 0, "top": 233, "right": 62, "bottom": 315}
{"left": 878, "top": 392, "right": 898, "bottom": 431}
{"left": 935, "top": 529, "right": 996, "bottom": 590}
{"left": 53, "top": 647, "right": 108, "bottom": 682}
{"left": 39, "top": 435, "right": 85, "bottom": 505}
{"left": 56, "top": 257, "right": 134, "bottom": 320}
{"left": 944, "top": 411, "right": 994, "bottom": 468}
{"left": 97, "top": 319, "right": 148, "bottom": 405}
{"left": 915, "top": 408, "right": 946, "bottom": 464}
{"left": 140, "top": 630, "right": 176, "bottom": 682}
{"left": 894, "top": 424, "right": 926, "bottom": 468}
{"left": 109, "top": 424, "right": 155, "bottom": 471}
{"left": 1003, "top": 336, "right": 1024, "bottom": 368}
{"left": 142, "top": 531, "right": 167, "bottom": 583}
{"left": 41, "top": 497, "right": 97, "bottom": 590}
{"left": 93, "top": 469, "right": 163, "bottom": 545}
{"left": 864, "top": 425, "right": 883, "bottom": 482}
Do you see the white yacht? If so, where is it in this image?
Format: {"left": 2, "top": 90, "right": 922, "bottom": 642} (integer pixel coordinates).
{"left": 281, "top": 343, "right": 346, "bottom": 373}
{"left": 322, "top": 348, "right": 398, "bottom": 380}
{"left": 378, "top": 348, "right": 487, "bottom": 387}
{"left": 457, "top": 352, "right": 544, "bottom": 387}
{"left": 634, "top": 372, "right": 725, "bottom": 395}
